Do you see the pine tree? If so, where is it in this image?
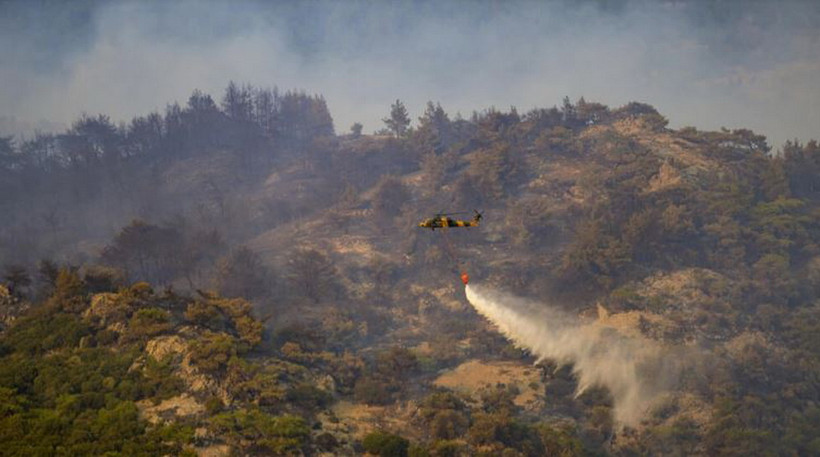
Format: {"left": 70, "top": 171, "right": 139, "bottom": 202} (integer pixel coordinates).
{"left": 383, "top": 99, "right": 410, "bottom": 138}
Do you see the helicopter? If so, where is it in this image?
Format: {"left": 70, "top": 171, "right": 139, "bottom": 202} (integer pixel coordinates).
{"left": 418, "top": 210, "right": 482, "bottom": 230}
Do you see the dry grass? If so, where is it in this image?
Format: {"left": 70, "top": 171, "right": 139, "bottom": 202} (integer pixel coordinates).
{"left": 434, "top": 359, "right": 544, "bottom": 409}
{"left": 329, "top": 400, "right": 422, "bottom": 441}
{"left": 593, "top": 304, "right": 668, "bottom": 340}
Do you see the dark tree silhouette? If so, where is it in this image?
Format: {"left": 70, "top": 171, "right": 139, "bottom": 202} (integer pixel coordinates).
{"left": 350, "top": 122, "right": 363, "bottom": 138}
{"left": 2, "top": 265, "right": 31, "bottom": 298}
{"left": 287, "top": 247, "right": 339, "bottom": 303}
{"left": 222, "top": 81, "right": 254, "bottom": 122}
{"left": 416, "top": 101, "right": 452, "bottom": 153}
{"left": 383, "top": 99, "right": 410, "bottom": 138}
{"left": 371, "top": 175, "right": 411, "bottom": 220}
{"left": 101, "top": 220, "right": 184, "bottom": 285}
{"left": 214, "top": 246, "right": 272, "bottom": 300}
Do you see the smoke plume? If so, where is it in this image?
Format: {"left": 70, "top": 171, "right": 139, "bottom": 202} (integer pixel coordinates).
{"left": 466, "top": 283, "right": 678, "bottom": 426}
{"left": 2, "top": 1, "right": 819, "bottom": 145}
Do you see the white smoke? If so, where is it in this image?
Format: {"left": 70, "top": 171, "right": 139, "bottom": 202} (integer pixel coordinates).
{"left": 3, "top": 1, "right": 820, "bottom": 145}
{"left": 466, "top": 283, "right": 677, "bottom": 426}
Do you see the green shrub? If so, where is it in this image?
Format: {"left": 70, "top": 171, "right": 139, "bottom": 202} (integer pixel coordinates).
{"left": 408, "top": 444, "right": 431, "bottom": 457}
{"left": 184, "top": 301, "right": 224, "bottom": 329}
{"left": 431, "top": 439, "right": 464, "bottom": 457}
{"left": 126, "top": 307, "right": 171, "bottom": 340}
{"left": 188, "top": 333, "right": 240, "bottom": 373}
{"left": 315, "top": 432, "right": 339, "bottom": 451}
{"left": 362, "top": 430, "right": 409, "bottom": 457}
{"left": 286, "top": 382, "right": 332, "bottom": 410}
{"left": 210, "top": 409, "right": 310, "bottom": 454}
{"left": 353, "top": 377, "right": 394, "bottom": 405}
{"left": 204, "top": 395, "right": 224, "bottom": 415}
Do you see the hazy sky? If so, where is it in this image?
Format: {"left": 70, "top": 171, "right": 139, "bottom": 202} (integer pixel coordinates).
{"left": 1, "top": 0, "right": 818, "bottom": 147}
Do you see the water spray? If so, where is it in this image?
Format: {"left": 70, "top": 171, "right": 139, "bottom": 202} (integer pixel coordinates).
{"left": 465, "top": 283, "right": 675, "bottom": 425}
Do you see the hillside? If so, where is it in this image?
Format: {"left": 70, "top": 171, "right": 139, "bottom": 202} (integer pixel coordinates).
{"left": 1, "top": 89, "right": 820, "bottom": 456}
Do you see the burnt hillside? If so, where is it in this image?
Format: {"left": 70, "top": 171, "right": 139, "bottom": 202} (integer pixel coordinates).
{"left": 2, "top": 87, "right": 820, "bottom": 456}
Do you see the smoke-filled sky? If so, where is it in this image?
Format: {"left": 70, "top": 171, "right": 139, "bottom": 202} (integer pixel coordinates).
{"left": 1, "top": 0, "right": 818, "bottom": 147}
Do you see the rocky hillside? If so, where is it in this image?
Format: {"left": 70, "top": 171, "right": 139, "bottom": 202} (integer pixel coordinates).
{"left": 2, "top": 91, "right": 820, "bottom": 456}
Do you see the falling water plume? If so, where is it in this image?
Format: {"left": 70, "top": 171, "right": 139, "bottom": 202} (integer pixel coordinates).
{"left": 466, "top": 283, "right": 678, "bottom": 425}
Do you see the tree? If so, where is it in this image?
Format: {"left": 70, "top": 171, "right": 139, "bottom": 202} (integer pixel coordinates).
{"left": 49, "top": 268, "right": 88, "bottom": 312}
{"left": 419, "top": 151, "right": 446, "bottom": 193}
{"left": 19, "top": 132, "right": 59, "bottom": 172}
{"left": 350, "top": 122, "right": 363, "bottom": 138}
{"left": 416, "top": 101, "right": 452, "bottom": 153}
{"left": 100, "top": 220, "right": 184, "bottom": 285}
{"left": 383, "top": 99, "right": 410, "bottom": 138}
{"left": 2, "top": 265, "right": 31, "bottom": 299}
{"left": 162, "top": 102, "right": 186, "bottom": 154}
{"left": 0, "top": 136, "right": 18, "bottom": 172}
{"left": 185, "top": 89, "right": 225, "bottom": 151}
{"left": 537, "top": 423, "right": 584, "bottom": 457}
{"left": 36, "top": 259, "right": 59, "bottom": 299}
{"left": 67, "top": 114, "right": 123, "bottom": 167}
{"left": 371, "top": 175, "right": 411, "bottom": 219}
{"left": 187, "top": 89, "right": 218, "bottom": 114}
{"left": 275, "top": 90, "right": 335, "bottom": 147}
{"left": 368, "top": 256, "right": 397, "bottom": 300}
{"left": 575, "top": 97, "right": 610, "bottom": 125}
{"left": 253, "top": 87, "right": 279, "bottom": 134}
{"left": 126, "top": 113, "right": 163, "bottom": 157}
{"left": 561, "top": 96, "right": 576, "bottom": 126}
{"left": 222, "top": 81, "right": 254, "bottom": 122}
{"left": 177, "top": 228, "right": 224, "bottom": 290}
{"left": 760, "top": 155, "right": 790, "bottom": 200}
{"left": 362, "top": 430, "right": 410, "bottom": 457}
{"left": 125, "top": 307, "right": 171, "bottom": 341}
{"left": 213, "top": 246, "right": 272, "bottom": 300}
{"left": 784, "top": 140, "right": 820, "bottom": 199}
{"left": 286, "top": 248, "right": 339, "bottom": 303}
{"left": 375, "top": 346, "right": 419, "bottom": 380}
{"left": 559, "top": 218, "right": 632, "bottom": 290}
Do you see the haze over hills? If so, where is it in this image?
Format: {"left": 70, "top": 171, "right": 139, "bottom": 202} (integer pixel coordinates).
{"left": 1, "top": 80, "right": 819, "bottom": 455}
{"left": 2, "top": 0, "right": 820, "bottom": 146}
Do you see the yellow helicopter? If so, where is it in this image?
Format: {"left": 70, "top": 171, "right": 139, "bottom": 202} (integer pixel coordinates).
{"left": 418, "top": 210, "right": 482, "bottom": 231}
